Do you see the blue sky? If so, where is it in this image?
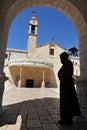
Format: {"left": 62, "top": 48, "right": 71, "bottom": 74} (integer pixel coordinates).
{"left": 7, "top": 6, "right": 79, "bottom": 51}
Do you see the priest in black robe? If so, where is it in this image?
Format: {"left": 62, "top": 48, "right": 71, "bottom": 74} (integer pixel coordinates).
{"left": 58, "top": 52, "right": 81, "bottom": 125}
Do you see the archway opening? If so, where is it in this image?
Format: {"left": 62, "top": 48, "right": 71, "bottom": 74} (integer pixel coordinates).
{"left": 4, "top": 6, "right": 80, "bottom": 88}
{"left": 0, "top": 0, "right": 87, "bottom": 119}
{"left": 7, "top": 6, "right": 79, "bottom": 50}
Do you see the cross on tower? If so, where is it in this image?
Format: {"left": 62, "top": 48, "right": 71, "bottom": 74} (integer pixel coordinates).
{"left": 51, "top": 37, "right": 55, "bottom": 42}
{"left": 32, "top": 11, "right": 37, "bottom": 16}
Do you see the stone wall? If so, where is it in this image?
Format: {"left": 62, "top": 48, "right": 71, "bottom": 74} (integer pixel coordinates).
{"left": 4, "top": 43, "right": 80, "bottom": 89}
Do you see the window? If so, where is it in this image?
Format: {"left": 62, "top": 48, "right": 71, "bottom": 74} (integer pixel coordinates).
{"left": 5, "top": 54, "right": 8, "bottom": 58}
{"left": 50, "top": 48, "right": 54, "bottom": 55}
{"left": 31, "top": 25, "right": 35, "bottom": 34}
{"left": 75, "top": 62, "right": 77, "bottom": 65}
{"left": 49, "top": 43, "right": 55, "bottom": 56}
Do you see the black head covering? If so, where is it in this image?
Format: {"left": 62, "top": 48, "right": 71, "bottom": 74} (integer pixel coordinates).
{"left": 60, "top": 52, "right": 69, "bottom": 59}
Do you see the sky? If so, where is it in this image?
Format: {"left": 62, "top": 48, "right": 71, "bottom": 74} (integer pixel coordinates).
{"left": 7, "top": 6, "right": 79, "bottom": 51}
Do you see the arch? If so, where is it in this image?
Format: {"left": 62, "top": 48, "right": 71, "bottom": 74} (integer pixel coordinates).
{"left": 0, "top": 0, "right": 87, "bottom": 118}
{"left": 1, "top": 0, "right": 86, "bottom": 78}
{"left": 1, "top": 2, "right": 86, "bottom": 50}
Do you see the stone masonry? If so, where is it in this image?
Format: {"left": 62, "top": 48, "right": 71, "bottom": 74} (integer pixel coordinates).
{"left": 0, "top": 0, "right": 87, "bottom": 118}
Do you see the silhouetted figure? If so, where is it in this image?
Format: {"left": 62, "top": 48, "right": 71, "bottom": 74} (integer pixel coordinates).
{"left": 58, "top": 52, "right": 81, "bottom": 125}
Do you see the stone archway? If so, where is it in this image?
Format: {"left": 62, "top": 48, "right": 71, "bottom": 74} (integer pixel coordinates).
{"left": 0, "top": 0, "right": 87, "bottom": 118}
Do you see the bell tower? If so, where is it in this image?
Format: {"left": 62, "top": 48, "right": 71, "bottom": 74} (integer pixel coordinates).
{"left": 27, "top": 12, "right": 38, "bottom": 57}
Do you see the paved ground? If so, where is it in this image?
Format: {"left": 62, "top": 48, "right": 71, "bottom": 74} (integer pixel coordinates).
{"left": 0, "top": 86, "right": 87, "bottom": 130}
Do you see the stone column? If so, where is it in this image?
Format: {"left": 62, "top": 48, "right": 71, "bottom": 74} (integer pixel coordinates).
{"left": 41, "top": 70, "right": 45, "bottom": 88}
{"left": 76, "top": 78, "right": 87, "bottom": 118}
{"left": 18, "top": 66, "right": 23, "bottom": 87}
{"left": 0, "top": 73, "right": 8, "bottom": 114}
{"left": 0, "top": 20, "right": 9, "bottom": 114}
{"left": 76, "top": 25, "right": 87, "bottom": 118}
{"left": 0, "top": 46, "right": 6, "bottom": 114}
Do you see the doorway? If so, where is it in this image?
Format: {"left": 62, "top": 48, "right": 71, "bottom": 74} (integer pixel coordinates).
{"left": 26, "top": 79, "right": 34, "bottom": 88}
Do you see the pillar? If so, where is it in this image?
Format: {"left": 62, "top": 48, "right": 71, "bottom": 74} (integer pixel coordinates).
{"left": 0, "top": 73, "right": 8, "bottom": 114}
{"left": 0, "top": 21, "right": 9, "bottom": 114}
{"left": 41, "top": 70, "right": 45, "bottom": 88}
{"left": 76, "top": 25, "right": 87, "bottom": 118}
{"left": 18, "top": 66, "right": 22, "bottom": 87}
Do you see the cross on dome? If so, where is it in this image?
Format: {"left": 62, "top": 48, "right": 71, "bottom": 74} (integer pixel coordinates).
{"left": 51, "top": 37, "right": 55, "bottom": 42}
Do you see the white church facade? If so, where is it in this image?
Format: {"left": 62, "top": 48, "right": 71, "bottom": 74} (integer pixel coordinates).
{"left": 4, "top": 15, "right": 80, "bottom": 88}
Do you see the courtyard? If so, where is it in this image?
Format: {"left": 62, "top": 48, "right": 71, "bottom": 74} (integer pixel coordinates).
{"left": 0, "top": 86, "right": 87, "bottom": 130}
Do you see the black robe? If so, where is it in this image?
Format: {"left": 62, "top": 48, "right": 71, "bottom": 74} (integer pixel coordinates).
{"left": 58, "top": 59, "right": 81, "bottom": 120}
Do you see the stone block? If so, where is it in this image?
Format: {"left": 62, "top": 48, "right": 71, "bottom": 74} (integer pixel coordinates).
{"left": 39, "top": 116, "right": 53, "bottom": 123}
{"left": 27, "top": 119, "right": 41, "bottom": 128}
{"left": 42, "top": 123, "right": 58, "bottom": 130}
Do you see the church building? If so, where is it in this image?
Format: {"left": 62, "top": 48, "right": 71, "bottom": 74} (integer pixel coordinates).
{"left": 4, "top": 14, "right": 80, "bottom": 88}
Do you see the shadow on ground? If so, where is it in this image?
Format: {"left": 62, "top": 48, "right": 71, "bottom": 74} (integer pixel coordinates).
{"left": 0, "top": 98, "right": 59, "bottom": 129}
{"left": 0, "top": 98, "right": 87, "bottom": 130}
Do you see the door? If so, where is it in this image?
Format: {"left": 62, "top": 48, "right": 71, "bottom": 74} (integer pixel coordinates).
{"left": 26, "top": 79, "right": 34, "bottom": 88}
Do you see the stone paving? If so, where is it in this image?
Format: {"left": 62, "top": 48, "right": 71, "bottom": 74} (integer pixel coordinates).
{"left": 0, "top": 86, "right": 87, "bottom": 130}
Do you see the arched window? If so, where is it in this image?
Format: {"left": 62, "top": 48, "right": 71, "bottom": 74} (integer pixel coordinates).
{"left": 5, "top": 54, "right": 8, "bottom": 58}
{"left": 50, "top": 48, "right": 54, "bottom": 55}
{"left": 49, "top": 43, "right": 55, "bottom": 56}
{"left": 31, "top": 25, "right": 35, "bottom": 34}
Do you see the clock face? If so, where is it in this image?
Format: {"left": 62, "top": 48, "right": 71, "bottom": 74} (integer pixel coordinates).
{"left": 30, "top": 19, "right": 38, "bottom": 25}
{"left": 32, "top": 21, "right": 35, "bottom": 25}
{"left": 30, "top": 21, "right": 36, "bottom": 25}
